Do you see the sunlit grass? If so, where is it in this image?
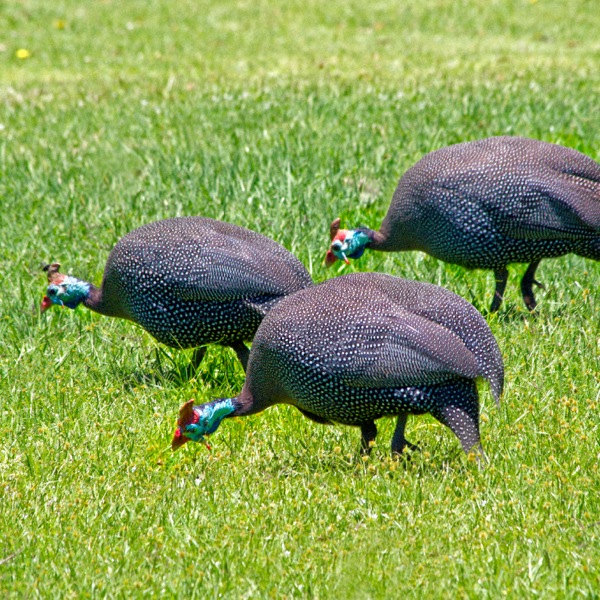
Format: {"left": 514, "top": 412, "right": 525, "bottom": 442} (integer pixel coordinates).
{"left": 1, "top": 0, "right": 599, "bottom": 597}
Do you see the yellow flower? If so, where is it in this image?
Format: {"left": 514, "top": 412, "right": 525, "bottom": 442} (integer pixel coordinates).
{"left": 16, "top": 48, "right": 31, "bottom": 59}
{"left": 54, "top": 19, "right": 66, "bottom": 30}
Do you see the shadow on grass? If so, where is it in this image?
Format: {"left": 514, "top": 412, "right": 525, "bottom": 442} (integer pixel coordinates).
{"left": 254, "top": 431, "right": 474, "bottom": 480}
{"left": 111, "top": 345, "right": 245, "bottom": 391}
{"left": 486, "top": 300, "right": 575, "bottom": 326}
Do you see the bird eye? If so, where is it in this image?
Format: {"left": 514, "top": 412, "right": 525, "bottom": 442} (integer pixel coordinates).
{"left": 332, "top": 240, "right": 343, "bottom": 251}
{"left": 47, "top": 287, "right": 57, "bottom": 296}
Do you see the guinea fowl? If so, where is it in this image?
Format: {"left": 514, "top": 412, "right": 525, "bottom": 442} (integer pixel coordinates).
{"left": 172, "top": 272, "right": 504, "bottom": 459}
{"left": 325, "top": 136, "right": 600, "bottom": 312}
{"left": 41, "top": 216, "right": 312, "bottom": 370}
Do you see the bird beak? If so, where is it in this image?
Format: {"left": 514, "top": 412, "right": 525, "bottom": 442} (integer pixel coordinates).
{"left": 324, "top": 249, "right": 337, "bottom": 267}
{"left": 40, "top": 296, "right": 53, "bottom": 313}
{"left": 324, "top": 248, "right": 350, "bottom": 267}
{"left": 171, "top": 426, "right": 189, "bottom": 450}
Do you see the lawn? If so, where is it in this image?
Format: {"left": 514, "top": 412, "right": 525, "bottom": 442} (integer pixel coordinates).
{"left": 1, "top": 0, "right": 599, "bottom": 597}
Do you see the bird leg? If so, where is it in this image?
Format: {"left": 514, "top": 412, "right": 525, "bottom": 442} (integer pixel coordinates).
{"left": 191, "top": 346, "right": 207, "bottom": 371}
{"left": 520, "top": 260, "right": 544, "bottom": 311}
{"left": 360, "top": 421, "right": 377, "bottom": 455}
{"left": 230, "top": 341, "right": 250, "bottom": 372}
{"left": 490, "top": 267, "right": 509, "bottom": 313}
{"left": 391, "top": 412, "right": 419, "bottom": 456}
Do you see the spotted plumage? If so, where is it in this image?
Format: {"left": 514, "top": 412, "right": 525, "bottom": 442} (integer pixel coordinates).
{"left": 326, "top": 136, "right": 600, "bottom": 311}
{"left": 172, "top": 273, "right": 504, "bottom": 459}
{"left": 42, "top": 217, "right": 312, "bottom": 370}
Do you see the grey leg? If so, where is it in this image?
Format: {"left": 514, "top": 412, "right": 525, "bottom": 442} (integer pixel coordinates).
{"left": 230, "top": 341, "right": 250, "bottom": 372}
{"left": 520, "top": 260, "right": 544, "bottom": 311}
{"left": 490, "top": 267, "right": 509, "bottom": 313}
{"left": 191, "top": 346, "right": 207, "bottom": 370}
{"left": 391, "top": 412, "right": 420, "bottom": 455}
{"left": 360, "top": 421, "right": 377, "bottom": 455}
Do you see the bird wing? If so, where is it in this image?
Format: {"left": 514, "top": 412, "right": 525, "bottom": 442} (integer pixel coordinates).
{"left": 321, "top": 311, "right": 481, "bottom": 389}
{"left": 169, "top": 244, "right": 307, "bottom": 303}
{"left": 339, "top": 274, "right": 504, "bottom": 403}
{"left": 491, "top": 171, "right": 600, "bottom": 240}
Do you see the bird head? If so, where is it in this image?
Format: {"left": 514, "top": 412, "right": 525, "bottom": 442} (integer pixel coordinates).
{"left": 171, "top": 398, "right": 236, "bottom": 451}
{"left": 41, "top": 263, "right": 90, "bottom": 312}
{"left": 324, "top": 218, "right": 370, "bottom": 266}
{"left": 172, "top": 400, "right": 200, "bottom": 450}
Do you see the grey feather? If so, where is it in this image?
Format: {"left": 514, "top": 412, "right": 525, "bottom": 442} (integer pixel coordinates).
{"left": 236, "top": 272, "right": 504, "bottom": 455}
{"left": 48, "top": 217, "right": 312, "bottom": 370}
{"left": 352, "top": 136, "right": 600, "bottom": 311}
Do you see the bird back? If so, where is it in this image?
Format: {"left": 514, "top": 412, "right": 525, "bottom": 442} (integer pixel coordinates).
{"left": 247, "top": 273, "right": 503, "bottom": 407}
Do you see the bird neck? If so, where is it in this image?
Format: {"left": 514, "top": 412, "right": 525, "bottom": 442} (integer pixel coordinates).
{"left": 54, "top": 276, "right": 92, "bottom": 309}
{"left": 359, "top": 227, "right": 387, "bottom": 250}
{"left": 82, "top": 283, "right": 107, "bottom": 314}
{"left": 179, "top": 397, "right": 238, "bottom": 445}
{"left": 83, "top": 283, "right": 129, "bottom": 318}
{"left": 198, "top": 398, "right": 238, "bottom": 434}
{"left": 229, "top": 387, "right": 258, "bottom": 416}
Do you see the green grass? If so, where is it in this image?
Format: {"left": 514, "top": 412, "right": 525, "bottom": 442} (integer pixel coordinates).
{"left": 1, "top": 0, "right": 599, "bottom": 597}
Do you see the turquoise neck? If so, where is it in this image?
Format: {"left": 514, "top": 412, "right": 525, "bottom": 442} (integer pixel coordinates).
{"left": 183, "top": 398, "right": 236, "bottom": 443}
{"left": 48, "top": 276, "right": 91, "bottom": 309}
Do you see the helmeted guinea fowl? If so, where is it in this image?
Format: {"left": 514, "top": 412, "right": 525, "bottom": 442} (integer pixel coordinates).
{"left": 325, "top": 136, "right": 600, "bottom": 312}
{"left": 172, "top": 272, "right": 504, "bottom": 459}
{"left": 41, "top": 216, "right": 312, "bottom": 370}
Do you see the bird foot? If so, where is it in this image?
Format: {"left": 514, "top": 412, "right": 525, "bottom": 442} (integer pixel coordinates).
{"left": 391, "top": 441, "right": 420, "bottom": 457}
{"left": 489, "top": 291, "right": 505, "bottom": 313}
{"left": 523, "top": 296, "right": 537, "bottom": 312}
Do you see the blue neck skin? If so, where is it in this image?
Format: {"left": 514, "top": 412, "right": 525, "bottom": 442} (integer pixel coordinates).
{"left": 47, "top": 276, "right": 91, "bottom": 309}
{"left": 183, "top": 398, "right": 236, "bottom": 443}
